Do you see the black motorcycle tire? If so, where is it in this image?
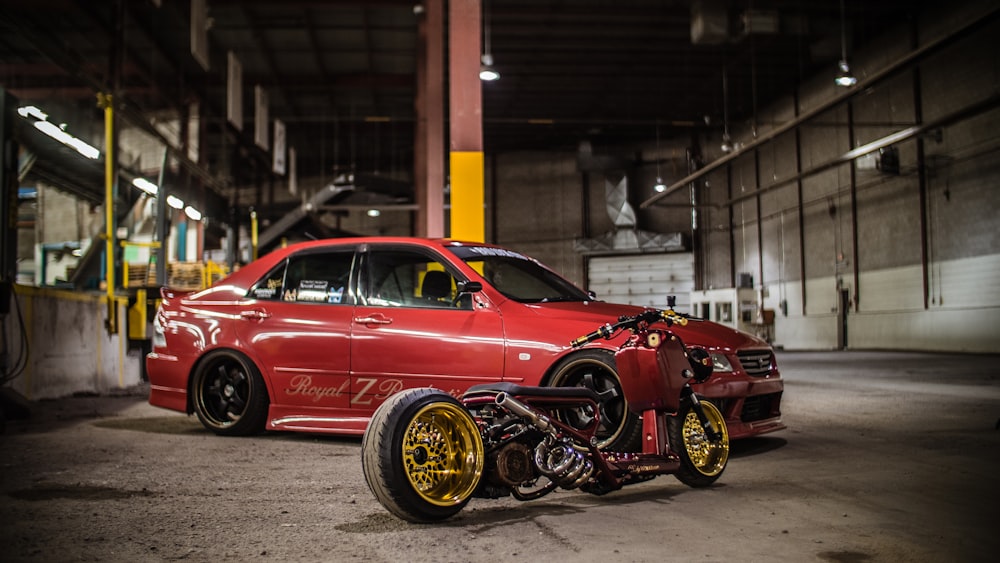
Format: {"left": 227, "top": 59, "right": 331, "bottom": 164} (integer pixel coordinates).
{"left": 668, "top": 397, "right": 730, "bottom": 488}
{"left": 361, "top": 388, "right": 485, "bottom": 523}
{"left": 547, "top": 349, "right": 643, "bottom": 451}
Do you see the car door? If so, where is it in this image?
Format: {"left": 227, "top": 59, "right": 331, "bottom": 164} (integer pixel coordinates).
{"left": 237, "top": 246, "right": 357, "bottom": 410}
{"left": 349, "top": 244, "right": 505, "bottom": 407}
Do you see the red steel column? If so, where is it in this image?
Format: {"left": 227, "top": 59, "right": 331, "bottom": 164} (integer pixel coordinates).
{"left": 415, "top": 0, "right": 445, "bottom": 238}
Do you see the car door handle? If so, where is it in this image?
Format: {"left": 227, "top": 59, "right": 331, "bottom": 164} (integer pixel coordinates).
{"left": 354, "top": 314, "right": 392, "bottom": 325}
{"left": 239, "top": 309, "right": 272, "bottom": 320}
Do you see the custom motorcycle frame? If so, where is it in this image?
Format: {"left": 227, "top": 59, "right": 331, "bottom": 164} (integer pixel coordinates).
{"left": 361, "top": 308, "right": 730, "bottom": 522}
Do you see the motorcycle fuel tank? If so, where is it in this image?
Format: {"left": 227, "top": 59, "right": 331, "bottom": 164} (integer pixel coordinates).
{"left": 614, "top": 330, "right": 690, "bottom": 413}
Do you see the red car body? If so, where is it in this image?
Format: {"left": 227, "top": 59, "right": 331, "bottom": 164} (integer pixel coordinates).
{"left": 147, "top": 237, "right": 783, "bottom": 446}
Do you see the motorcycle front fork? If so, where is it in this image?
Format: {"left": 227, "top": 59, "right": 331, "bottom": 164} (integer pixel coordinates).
{"left": 680, "top": 386, "right": 724, "bottom": 442}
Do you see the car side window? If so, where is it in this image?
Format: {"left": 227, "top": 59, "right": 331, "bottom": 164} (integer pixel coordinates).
{"left": 250, "top": 263, "right": 286, "bottom": 300}
{"left": 363, "top": 249, "right": 471, "bottom": 310}
{"left": 250, "top": 250, "right": 355, "bottom": 305}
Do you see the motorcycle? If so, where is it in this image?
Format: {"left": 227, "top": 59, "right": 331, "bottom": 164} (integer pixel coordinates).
{"left": 360, "top": 307, "right": 730, "bottom": 522}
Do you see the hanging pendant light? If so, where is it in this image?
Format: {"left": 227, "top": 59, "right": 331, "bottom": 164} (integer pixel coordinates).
{"left": 653, "top": 123, "right": 666, "bottom": 192}
{"left": 480, "top": 54, "right": 500, "bottom": 81}
{"left": 835, "top": 60, "right": 858, "bottom": 87}
{"left": 834, "top": 0, "right": 857, "bottom": 87}
{"left": 480, "top": 0, "right": 500, "bottom": 81}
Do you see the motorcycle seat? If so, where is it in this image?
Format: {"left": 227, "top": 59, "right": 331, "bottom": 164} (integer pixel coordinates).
{"left": 464, "top": 381, "right": 600, "bottom": 403}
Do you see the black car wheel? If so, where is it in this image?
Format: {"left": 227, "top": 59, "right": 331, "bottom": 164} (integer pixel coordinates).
{"left": 547, "top": 349, "right": 642, "bottom": 451}
{"left": 191, "top": 350, "right": 269, "bottom": 436}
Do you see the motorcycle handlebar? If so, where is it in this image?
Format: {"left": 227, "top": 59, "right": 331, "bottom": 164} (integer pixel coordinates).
{"left": 570, "top": 309, "right": 689, "bottom": 347}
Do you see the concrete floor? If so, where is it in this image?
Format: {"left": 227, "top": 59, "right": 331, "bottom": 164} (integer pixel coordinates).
{"left": 1, "top": 351, "right": 998, "bottom": 562}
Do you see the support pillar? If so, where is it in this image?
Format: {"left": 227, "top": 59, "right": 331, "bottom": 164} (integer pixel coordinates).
{"left": 448, "top": 0, "right": 485, "bottom": 242}
{"left": 0, "top": 88, "right": 18, "bottom": 315}
{"left": 415, "top": 0, "right": 446, "bottom": 238}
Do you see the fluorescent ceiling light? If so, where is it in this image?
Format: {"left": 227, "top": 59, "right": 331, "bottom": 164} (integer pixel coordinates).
{"left": 17, "top": 105, "right": 47, "bottom": 121}
{"left": 18, "top": 105, "right": 100, "bottom": 160}
{"left": 166, "top": 195, "right": 185, "bottom": 209}
{"left": 132, "top": 178, "right": 159, "bottom": 195}
{"left": 184, "top": 206, "right": 202, "bottom": 221}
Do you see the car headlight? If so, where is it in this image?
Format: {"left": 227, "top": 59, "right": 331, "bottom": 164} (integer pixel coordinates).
{"left": 710, "top": 352, "right": 734, "bottom": 372}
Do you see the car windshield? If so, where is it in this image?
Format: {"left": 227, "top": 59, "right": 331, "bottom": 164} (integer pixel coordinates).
{"left": 446, "top": 245, "right": 592, "bottom": 303}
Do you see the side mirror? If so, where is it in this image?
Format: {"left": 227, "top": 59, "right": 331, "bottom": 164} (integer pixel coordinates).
{"left": 452, "top": 280, "right": 483, "bottom": 307}
{"left": 457, "top": 280, "right": 483, "bottom": 294}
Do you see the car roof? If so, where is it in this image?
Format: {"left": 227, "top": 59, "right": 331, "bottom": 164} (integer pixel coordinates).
{"left": 218, "top": 236, "right": 507, "bottom": 292}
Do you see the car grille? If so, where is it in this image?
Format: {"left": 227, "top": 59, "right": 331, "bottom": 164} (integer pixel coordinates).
{"left": 740, "top": 392, "right": 781, "bottom": 422}
{"left": 737, "top": 350, "right": 774, "bottom": 377}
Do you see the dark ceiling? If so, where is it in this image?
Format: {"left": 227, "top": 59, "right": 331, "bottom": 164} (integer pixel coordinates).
{"left": 1, "top": 0, "right": 924, "bottom": 207}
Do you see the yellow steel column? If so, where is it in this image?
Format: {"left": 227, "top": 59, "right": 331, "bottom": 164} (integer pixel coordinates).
{"left": 450, "top": 152, "right": 484, "bottom": 241}
{"left": 98, "top": 93, "right": 117, "bottom": 331}
{"left": 251, "top": 210, "right": 259, "bottom": 261}
{"left": 448, "top": 0, "right": 485, "bottom": 242}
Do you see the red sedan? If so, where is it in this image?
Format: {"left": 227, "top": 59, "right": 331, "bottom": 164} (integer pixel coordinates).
{"left": 147, "top": 237, "right": 783, "bottom": 450}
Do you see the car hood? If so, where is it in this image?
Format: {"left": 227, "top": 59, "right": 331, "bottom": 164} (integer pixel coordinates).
{"left": 523, "top": 300, "right": 771, "bottom": 351}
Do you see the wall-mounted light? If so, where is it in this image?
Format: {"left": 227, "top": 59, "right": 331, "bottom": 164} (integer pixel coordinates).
{"left": 166, "top": 195, "right": 185, "bottom": 209}
{"left": 366, "top": 209, "right": 381, "bottom": 218}
{"left": 184, "top": 206, "right": 202, "bottom": 221}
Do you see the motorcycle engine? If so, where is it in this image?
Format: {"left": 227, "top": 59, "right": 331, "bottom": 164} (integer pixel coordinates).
{"left": 491, "top": 442, "right": 536, "bottom": 486}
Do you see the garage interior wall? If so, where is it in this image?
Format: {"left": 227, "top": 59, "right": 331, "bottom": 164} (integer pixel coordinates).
{"left": 491, "top": 1, "right": 999, "bottom": 353}
{"left": 10, "top": 1, "right": 997, "bottom": 357}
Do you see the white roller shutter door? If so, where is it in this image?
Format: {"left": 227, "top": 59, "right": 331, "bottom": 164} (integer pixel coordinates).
{"left": 587, "top": 253, "right": 694, "bottom": 310}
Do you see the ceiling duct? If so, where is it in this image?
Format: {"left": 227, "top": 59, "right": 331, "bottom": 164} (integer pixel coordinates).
{"left": 739, "top": 10, "right": 780, "bottom": 36}
{"left": 574, "top": 175, "right": 687, "bottom": 255}
{"left": 576, "top": 140, "right": 631, "bottom": 173}
{"left": 691, "top": 0, "right": 729, "bottom": 45}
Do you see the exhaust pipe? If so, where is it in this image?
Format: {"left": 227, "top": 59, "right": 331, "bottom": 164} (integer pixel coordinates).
{"left": 495, "top": 392, "right": 555, "bottom": 433}
{"left": 495, "top": 391, "right": 594, "bottom": 489}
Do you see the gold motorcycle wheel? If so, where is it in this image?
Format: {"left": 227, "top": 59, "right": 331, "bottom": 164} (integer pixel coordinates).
{"left": 669, "top": 398, "right": 729, "bottom": 487}
{"left": 401, "top": 402, "right": 485, "bottom": 507}
{"left": 362, "top": 388, "right": 485, "bottom": 522}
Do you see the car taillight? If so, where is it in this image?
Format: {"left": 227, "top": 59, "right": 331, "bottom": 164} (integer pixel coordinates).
{"left": 152, "top": 314, "right": 166, "bottom": 349}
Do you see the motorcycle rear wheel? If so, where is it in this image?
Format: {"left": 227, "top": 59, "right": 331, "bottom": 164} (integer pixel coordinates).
{"left": 668, "top": 398, "right": 729, "bottom": 487}
{"left": 361, "top": 388, "right": 485, "bottom": 522}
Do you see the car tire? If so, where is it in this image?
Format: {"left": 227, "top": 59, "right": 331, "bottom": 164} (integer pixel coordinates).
{"left": 191, "top": 350, "right": 270, "bottom": 436}
{"left": 547, "top": 349, "right": 642, "bottom": 451}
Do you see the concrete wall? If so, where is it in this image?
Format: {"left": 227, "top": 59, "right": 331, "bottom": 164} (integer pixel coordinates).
{"left": 4, "top": 286, "right": 143, "bottom": 400}
{"left": 491, "top": 152, "right": 589, "bottom": 285}
{"left": 489, "top": 0, "right": 1000, "bottom": 352}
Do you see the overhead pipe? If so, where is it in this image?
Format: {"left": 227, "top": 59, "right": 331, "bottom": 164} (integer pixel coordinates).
{"left": 640, "top": 4, "right": 1000, "bottom": 210}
